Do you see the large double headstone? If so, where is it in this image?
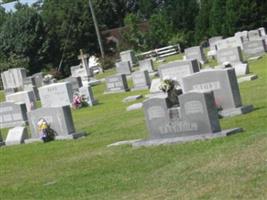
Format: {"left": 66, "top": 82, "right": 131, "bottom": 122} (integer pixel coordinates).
{"left": 27, "top": 106, "right": 77, "bottom": 139}
{"left": 6, "top": 90, "right": 36, "bottom": 112}
{"left": 116, "top": 61, "right": 132, "bottom": 75}
{"left": 0, "top": 102, "right": 27, "bottom": 128}
{"left": 105, "top": 74, "right": 129, "bottom": 93}
{"left": 184, "top": 46, "right": 207, "bottom": 64}
{"left": 131, "top": 71, "right": 151, "bottom": 90}
{"left": 139, "top": 59, "right": 154, "bottom": 73}
{"left": 243, "top": 40, "right": 266, "bottom": 58}
{"left": 158, "top": 59, "right": 200, "bottom": 83}
{"left": 39, "top": 82, "right": 73, "bottom": 108}
{"left": 134, "top": 91, "right": 241, "bottom": 146}
{"left": 182, "top": 68, "right": 253, "bottom": 117}
{"left": 216, "top": 47, "right": 249, "bottom": 76}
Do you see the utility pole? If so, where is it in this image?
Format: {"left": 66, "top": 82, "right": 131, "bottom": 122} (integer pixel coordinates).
{"left": 88, "top": 0, "right": 105, "bottom": 58}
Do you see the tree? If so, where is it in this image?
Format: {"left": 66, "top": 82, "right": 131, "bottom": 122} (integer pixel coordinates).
{"left": 195, "top": 0, "right": 212, "bottom": 42}
{"left": 146, "top": 12, "right": 173, "bottom": 49}
{"left": 209, "top": 0, "right": 226, "bottom": 36}
{"left": 0, "top": 5, "right": 46, "bottom": 73}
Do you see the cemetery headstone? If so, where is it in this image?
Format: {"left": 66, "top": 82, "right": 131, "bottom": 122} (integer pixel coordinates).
{"left": 120, "top": 50, "right": 137, "bottom": 66}
{"left": 1, "top": 68, "right": 27, "bottom": 91}
{"left": 215, "top": 36, "right": 243, "bottom": 50}
{"left": 116, "top": 61, "right": 132, "bottom": 75}
{"left": 184, "top": 46, "right": 207, "bottom": 64}
{"left": 39, "top": 82, "right": 73, "bottom": 108}
{"left": 31, "top": 72, "right": 43, "bottom": 88}
{"left": 5, "top": 126, "right": 28, "bottom": 146}
{"left": 23, "top": 76, "right": 39, "bottom": 100}
{"left": 132, "top": 71, "right": 151, "bottom": 90}
{"left": 182, "top": 68, "right": 253, "bottom": 117}
{"left": 133, "top": 91, "right": 241, "bottom": 147}
{"left": 139, "top": 59, "right": 155, "bottom": 72}
{"left": 6, "top": 90, "right": 36, "bottom": 112}
{"left": 0, "top": 102, "right": 27, "bottom": 128}
{"left": 243, "top": 40, "right": 266, "bottom": 58}
{"left": 64, "top": 76, "right": 82, "bottom": 92}
{"left": 79, "top": 86, "right": 97, "bottom": 106}
{"left": 248, "top": 29, "right": 261, "bottom": 41}
{"left": 158, "top": 59, "right": 200, "bottom": 83}
{"left": 216, "top": 47, "right": 249, "bottom": 76}
{"left": 209, "top": 36, "right": 223, "bottom": 51}
{"left": 27, "top": 106, "right": 79, "bottom": 140}
{"left": 258, "top": 27, "right": 266, "bottom": 36}
{"left": 105, "top": 74, "right": 129, "bottom": 93}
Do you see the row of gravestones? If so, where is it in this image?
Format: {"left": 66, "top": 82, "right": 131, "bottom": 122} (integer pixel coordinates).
{"left": 0, "top": 63, "right": 100, "bottom": 146}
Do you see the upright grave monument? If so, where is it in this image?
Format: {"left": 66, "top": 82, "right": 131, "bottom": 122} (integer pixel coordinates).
{"left": 115, "top": 61, "right": 132, "bottom": 75}
{"left": 6, "top": 90, "right": 36, "bottom": 112}
{"left": 5, "top": 126, "right": 28, "bottom": 146}
{"left": 120, "top": 50, "right": 137, "bottom": 66}
{"left": 79, "top": 86, "right": 97, "bottom": 106}
{"left": 216, "top": 47, "right": 249, "bottom": 76}
{"left": 27, "top": 106, "right": 82, "bottom": 140}
{"left": 158, "top": 59, "right": 200, "bottom": 83}
{"left": 182, "top": 68, "right": 253, "bottom": 117}
{"left": 0, "top": 102, "right": 27, "bottom": 128}
{"left": 131, "top": 71, "right": 151, "bottom": 90}
{"left": 105, "top": 74, "right": 129, "bottom": 93}
{"left": 243, "top": 40, "right": 266, "bottom": 58}
{"left": 39, "top": 82, "right": 73, "bottom": 108}
{"left": 133, "top": 91, "right": 242, "bottom": 147}
{"left": 139, "top": 59, "right": 155, "bottom": 73}
{"left": 184, "top": 46, "right": 207, "bottom": 64}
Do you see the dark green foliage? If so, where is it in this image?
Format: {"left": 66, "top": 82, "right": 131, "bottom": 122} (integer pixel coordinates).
{"left": 0, "top": 5, "right": 46, "bottom": 73}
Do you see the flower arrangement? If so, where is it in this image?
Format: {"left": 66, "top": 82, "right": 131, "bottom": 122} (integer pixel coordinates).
{"left": 159, "top": 78, "right": 181, "bottom": 106}
{"left": 72, "top": 93, "right": 86, "bottom": 109}
{"left": 37, "top": 118, "right": 55, "bottom": 142}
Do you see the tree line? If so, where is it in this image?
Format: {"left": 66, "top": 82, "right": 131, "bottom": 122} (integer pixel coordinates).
{"left": 0, "top": 0, "right": 266, "bottom": 75}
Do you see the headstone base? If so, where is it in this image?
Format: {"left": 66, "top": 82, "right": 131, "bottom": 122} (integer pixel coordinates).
{"left": 25, "top": 132, "right": 85, "bottom": 144}
{"left": 132, "top": 128, "right": 242, "bottom": 147}
{"left": 238, "top": 74, "right": 258, "bottom": 83}
{"left": 219, "top": 105, "right": 254, "bottom": 118}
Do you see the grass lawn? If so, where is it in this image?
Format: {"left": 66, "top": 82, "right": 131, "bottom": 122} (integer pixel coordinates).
{"left": 0, "top": 54, "right": 267, "bottom": 200}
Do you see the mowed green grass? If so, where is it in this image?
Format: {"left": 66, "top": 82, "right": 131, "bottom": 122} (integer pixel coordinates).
{"left": 0, "top": 54, "right": 267, "bottom": 200}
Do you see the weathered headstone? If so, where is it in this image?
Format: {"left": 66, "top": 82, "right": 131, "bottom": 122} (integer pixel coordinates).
{"left": 216, "top": 47, "right": 249, "bottom": 76}
{"left": 31, "top": 72, "right": 43, "bottom": 88}
{"left": 105, "top": 74, "right": 129, "bottom": 93}
{"left": 132, "top": 71, "right": 151, "bottom": 90}
{"left": 158, "top": 59, "right": 200, "bottom": 83}
{"left": 243, "top": 40, "right": 266, "bottom": 58}
{"left": 215, "top": 37, "right": 243, "bottom": 50}
{"left": 120, "top": 50, "right": 137, "bottom": 66}
{"left": 182, "top": 68, "right": 253, "bottom": 117}
{"left": 116, "top": 61, "right": 132, "bottom": 75}
{"left": 5, "top": 126, "right": 28, "bottom": 146}
{"left": 258, "top": 27, "right": 266, "bottom": 37}
{"left": 6, "top": 90, "right": 36, "bottom": 112}
{"left": 64, "top": 76, "right": 82, "bottom": 92}
{"left": 139, "top": 59, "right": 155, "bottom": 72}
{"left": 27, "top": 106, "right": 79, "bottom": 140}
{"left": 39, "top": 82, "right": 73, "bottom": 108}
{"left": 184, "top": 46, "right": 207, "bottom": 64}
{"left": 1, "top": 68, "right": 27, "bottom": 91}
{"left": 0, "top": 102, "right": 27, "bottom": 128}
{"left": 133, "top": 91, "right": 241, "bottom": 147}
{"left": 79, "top": 86, "right": 97, "bottom": 106}
{"left": 23, "top": 76, "right": 39, "bottom": 100}
{"left": 209, "top": 36, "right": 223, "bottom": 51}
{"left": 248, "top": 29, "right": 261, "bottom": 41}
